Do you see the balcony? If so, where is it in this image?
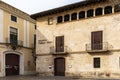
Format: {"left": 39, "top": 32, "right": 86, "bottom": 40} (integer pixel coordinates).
{"left": 86, "top": 42, "right": 108, "bottom": 53}
{"left": 5, "top": 38, "right": 23, "bottom": 50}
{"left": 50, "top": 46, "right": 68, "bottom": 55}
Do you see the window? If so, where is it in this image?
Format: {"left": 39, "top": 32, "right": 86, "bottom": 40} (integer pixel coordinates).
{"left": 48, "top": 18, "right": 53, "bottom": 25}
{"left": 104, "top": 6, "right": 112, "bottom": 14}
{"left": 35, "top": 25, "right": 36, "bottom": 30}
{"left": 34, "top": 34, "right": 36, "bottom": 49}
{"left": 64, "top": 14, "right": 70, "bottom": 22}
{"left": 87, "top": 9, "right": 94, "bottom": 18}
{"left": 79, "top": 11, "right": 85, "bottom": 19}
{"left": 11, "top": 15, "right": 17, "bottom": 22}
{"left": 57, "top": 16, "right": 62, "bottom": 23}
{"left": 94, "top": 57, "right": 100, "bottom": 68}
{"left": 10, "top": 27, "right": 18, "bottom": 45}
{"left": 95, "top": 8, "right": 102, "bottom": 16}
{"left": 115, "top": 4, "right": 120, "bottom": 12}
{"left": 91, "top": 31, "right": 103, "bottom": 50}
{"left": 56, "top": 36, "right": 64, "bottom": 52}
{"left": 71, "top": 13, "right": 77, "bottom": 20}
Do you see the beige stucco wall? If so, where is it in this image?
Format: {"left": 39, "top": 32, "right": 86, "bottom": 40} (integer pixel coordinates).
{"left": 0, "top": 1, "right": 36, "bottom": 77}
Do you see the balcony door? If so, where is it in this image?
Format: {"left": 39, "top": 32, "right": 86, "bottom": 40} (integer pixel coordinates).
{"left": 10, "top": 27, "right": 18, "bottom": 45}
{"left": 91, "top": 31, "right": 103, "bottom": 50}
{"left": 55, "top": 36, "right": 64, "bottom": 52}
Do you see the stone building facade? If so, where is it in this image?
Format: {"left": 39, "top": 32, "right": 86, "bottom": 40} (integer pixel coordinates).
{"left": 0, "top": 1, "right": 36, "bottom": 77}
{"left": 31, "top": 0, "right": 120, "bottom": 78}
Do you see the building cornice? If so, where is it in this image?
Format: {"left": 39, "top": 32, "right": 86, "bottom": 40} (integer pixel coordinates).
{"left": 31, "top": 0, "right": 107, "bottom": 19}
{"left": 0, "top": 1, "right": 36, "bottom": 23}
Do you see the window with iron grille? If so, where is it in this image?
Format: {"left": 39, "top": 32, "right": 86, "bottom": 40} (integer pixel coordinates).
{"left": 11, "top": 15, "right": 17, "bottom": 22}
{"left": 94, "top": 57, "right": 100, "bottom": 68}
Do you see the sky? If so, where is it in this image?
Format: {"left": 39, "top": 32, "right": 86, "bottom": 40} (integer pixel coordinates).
{"left": 1, "top": 0, "right": 83, "bottom": 15}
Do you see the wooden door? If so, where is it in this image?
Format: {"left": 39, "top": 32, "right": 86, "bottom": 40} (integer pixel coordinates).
{"left": 54, "top": 58, "right": 65, "bottom": 76}
{"left": 91, "top": 31, "right": 103, "bottom": 50}
{"left": 5, "top": 54, "right": 20, "bottom": 76}
{"left": 55, "top": 36, "right": 64, "bottom": 52}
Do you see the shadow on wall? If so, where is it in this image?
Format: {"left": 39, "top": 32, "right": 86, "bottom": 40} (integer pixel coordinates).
{"left": 36, "top": 30, "right": 53, "bottom": 54}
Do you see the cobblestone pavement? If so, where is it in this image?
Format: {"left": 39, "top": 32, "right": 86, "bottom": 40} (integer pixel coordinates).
{"left": 0, "top": 76, "right": 120, "bottom": 80}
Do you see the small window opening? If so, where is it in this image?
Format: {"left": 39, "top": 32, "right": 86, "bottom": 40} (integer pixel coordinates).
{"left": 115, "top": 4, "right": 120, "bottom": 12}
{"left": 95, "top": 8, "right": 102, "bottom": 16}
{"left": 87, "top": 9, "right": 94, "bottom": 18}
{"left": 64, "top": 14, "right": 70, "bottom": 22}
{"left": 57, "top": 16, "right": 62, "bottom": 23}
{"left": 79, "top": 11, "right": 85, "bottom": 19}
{"left": 71, "top": 13, "right": 77, "bottom": 20}
{"left": 94, "top": 57, "right": 100, "bottom": 68}
{"left": 104, "top": 6, "right": 112, "bottom": 14}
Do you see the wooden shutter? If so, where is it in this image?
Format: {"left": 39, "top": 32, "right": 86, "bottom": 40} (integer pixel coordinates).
{"left": 91, "top": 31, "right": 103, "bottom": 50}
{"left": 55, "top": 36, "right": 64, "bottom": 52}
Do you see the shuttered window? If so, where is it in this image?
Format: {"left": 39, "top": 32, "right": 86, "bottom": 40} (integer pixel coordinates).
{"left": 55, "top": 36, "right": 64, "bottom": 52}
{"left": 91, "top": 31, "right": 103, "bottom": 50}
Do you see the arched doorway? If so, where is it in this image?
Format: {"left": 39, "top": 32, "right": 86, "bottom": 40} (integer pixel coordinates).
{"left": 2, "top": 51, "right": 24, "bottom": 76}
{"left": 5, "top": 54, "right": 20, "bottom": 76}
{"left": 54, "top": 57, "right": 65, "bottom": 76}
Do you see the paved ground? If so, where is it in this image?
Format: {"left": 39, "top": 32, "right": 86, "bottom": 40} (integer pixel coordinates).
{"left": 0, "top": 76, "right": 120, "bottom": 80}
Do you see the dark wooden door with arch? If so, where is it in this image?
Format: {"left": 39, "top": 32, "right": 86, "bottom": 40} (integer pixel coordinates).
{"left": 5, "top": 54, "right": 20, "bottom": 76}
{"left": 54, "top": 58, "right": 65, "bottom": 76}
